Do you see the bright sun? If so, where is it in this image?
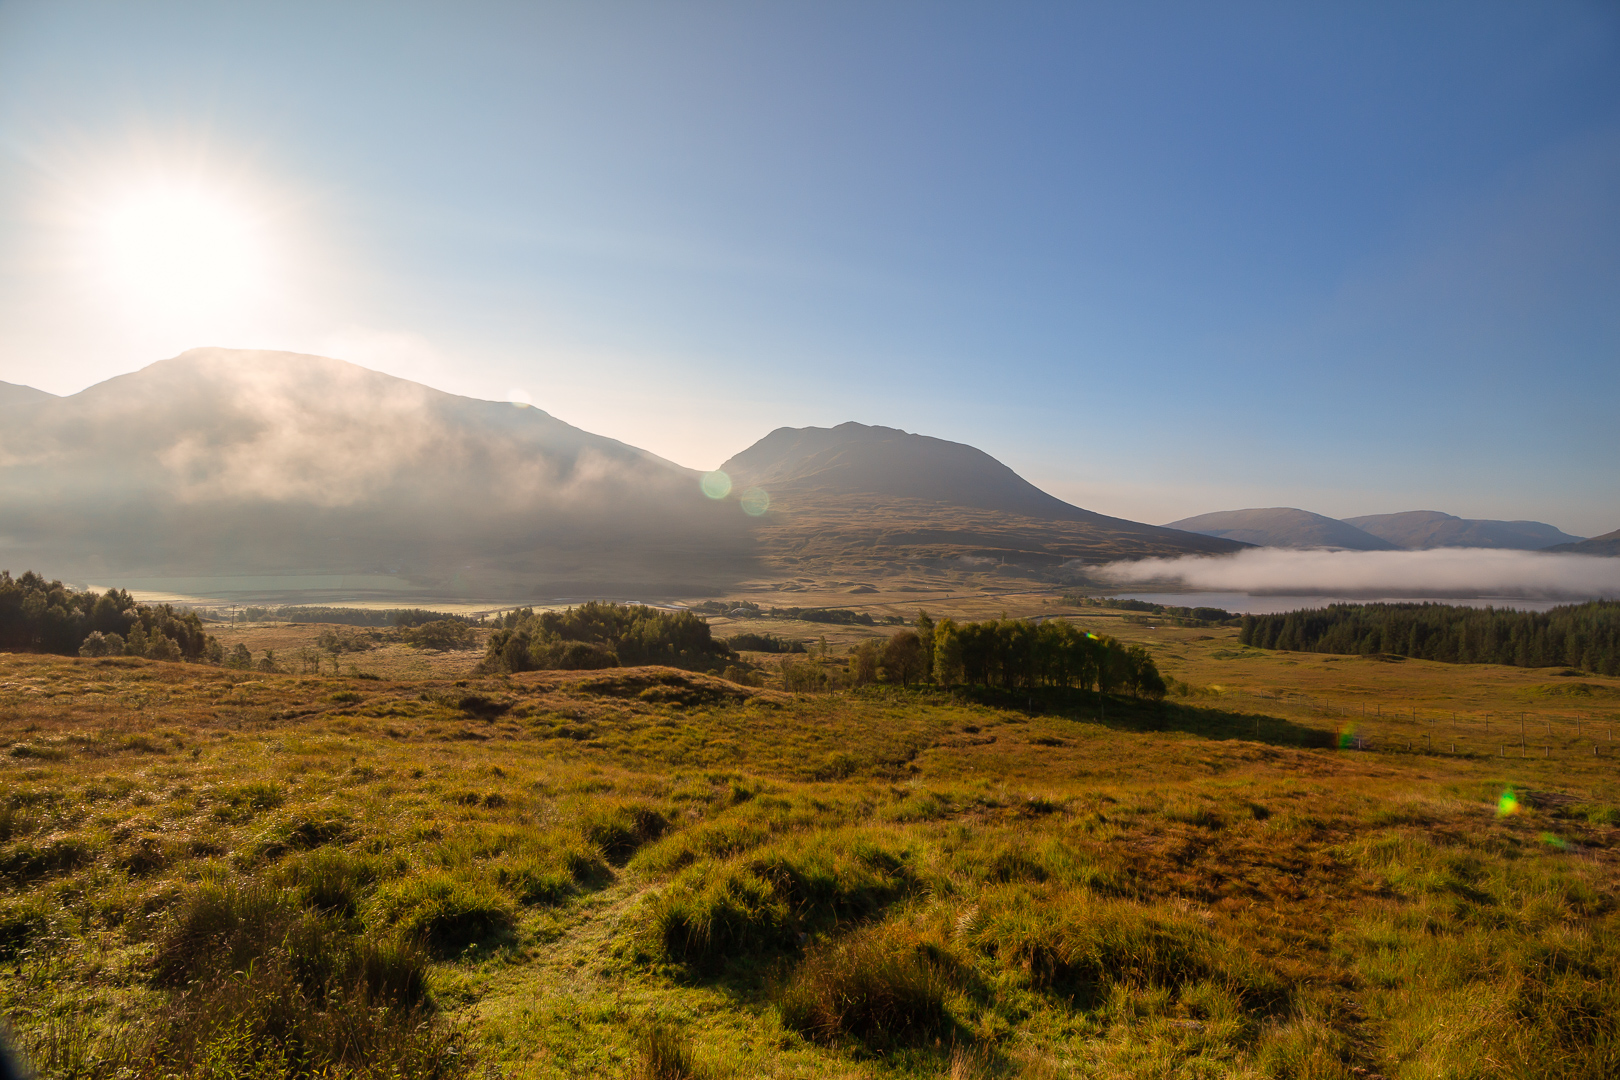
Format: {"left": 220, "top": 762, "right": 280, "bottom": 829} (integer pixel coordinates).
{"left": 96, "top": 184, "right": 265, "bottom": 314}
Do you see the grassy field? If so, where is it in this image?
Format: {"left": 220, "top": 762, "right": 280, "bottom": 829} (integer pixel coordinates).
{"left": 2, "top": 612, "right": 1618, "bottom": 1079}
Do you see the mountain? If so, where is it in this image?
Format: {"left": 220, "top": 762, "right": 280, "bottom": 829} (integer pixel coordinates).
{"left": 0, "top": 348, "right": 755, "bottom": 600}
{"left": 0, "top": 380, "right": 56, "bottom": 409}
{"left": 1343, "top": 511, "right": 1584, "bottom": 550}
{"left": 718, "top": 423, "right": 1244, "bottom": 586}
{"left": 1164, "top": 508, "right": 1397, "bottom": 550}
{"left": 1548, "top": 528, "right": 1620, "bottom": 557}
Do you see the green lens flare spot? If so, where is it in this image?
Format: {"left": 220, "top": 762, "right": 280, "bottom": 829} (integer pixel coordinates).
{"left": 740, "top": 487, "right": 770, "bottom": 516}
{"left": 700, "top": 470, "right": 732, "bottom": 499}
{"left": 1497, "top": 788, "right": 1520, "bottom": 817}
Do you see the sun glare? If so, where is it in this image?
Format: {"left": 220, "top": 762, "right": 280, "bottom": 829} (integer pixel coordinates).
{"left": 96, "top": 184, "right": 265, "bottom": 314}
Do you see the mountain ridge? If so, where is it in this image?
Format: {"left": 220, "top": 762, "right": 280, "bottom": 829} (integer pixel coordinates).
{"left": 1166, "top": 508, "right": 1396, "bottom": 550}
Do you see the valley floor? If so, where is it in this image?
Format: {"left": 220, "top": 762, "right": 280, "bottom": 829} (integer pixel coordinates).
{"left": 1, "top": 632, "right": 1617, "bottom": 1079}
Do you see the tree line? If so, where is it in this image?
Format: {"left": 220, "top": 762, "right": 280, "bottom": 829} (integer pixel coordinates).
{"left": 234, "top": 605, "right": 472, "bottom": 628}
{"left": 0, "top": 571, "right": 220, "bottom": 663}
{"left": 1239, "top": 601, "right": 1620, "bottom": 675}
{"left": 478, "top": 602, "right": 735, "bottom": 674}
{"left": 784, "top": 613, "right": 1166, "bottom": 699}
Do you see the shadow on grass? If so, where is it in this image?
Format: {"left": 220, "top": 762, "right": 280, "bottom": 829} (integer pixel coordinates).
{"left": 954, "top": 686, "right": 1337, "bottom": 750}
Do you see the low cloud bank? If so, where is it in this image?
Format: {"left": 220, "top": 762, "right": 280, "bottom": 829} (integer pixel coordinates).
{"left": 1096, "top": 547, "right": 1620, "bottom": 600}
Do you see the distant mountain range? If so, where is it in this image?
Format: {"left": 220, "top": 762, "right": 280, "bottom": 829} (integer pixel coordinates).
{"left": 0, "top": 349, "right": 1237, "bottom": 600}
{"left": 1168, "top": 507, "right": 1587, "bottom": 551}
{"left": 1551, "top": 529, "right": 1620, "bottom": 557}
{"left": 1164, "top": 508, "right": 1398, "bottom": 551}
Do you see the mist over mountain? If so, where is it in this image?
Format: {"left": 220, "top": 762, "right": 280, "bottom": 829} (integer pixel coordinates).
{"left": 719, "top": 423, "right": 1243, "bottom": 586}
{"left": 1344, "top": 511, "right": 1583, "bottom": 550}
{"left": 1165, "top": 508, "right": 1396, "bottom": 551}
{"left": 0, "top": 348, "right": 756, "bottom": 598}
{"left": 0, "top": 381, "right": 56, "bottom": 410}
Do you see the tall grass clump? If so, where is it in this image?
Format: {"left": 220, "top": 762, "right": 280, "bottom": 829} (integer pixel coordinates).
{"left": 648, "top": 863, "right": 792, "bottom": 973}
{"left": 138, "top": 877, "right": 466, "bottom": 1080}
{"left": 776, "top": 922, "right": 956, "bottom": 1049}
{"left": 633, "top": 1023, "right": 713, "bottom": 1080}
{"left": 375, "top": 871, "right": 515, "bottom": 956}
{"left": 646, "top": 832, "right": 916, "bottom": 973}
{"left": 966, "top": 885, "right": 1283, "bottom": 1008}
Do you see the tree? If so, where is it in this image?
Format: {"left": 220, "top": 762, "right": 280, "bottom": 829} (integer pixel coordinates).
{"left": 914, "top": 611, "right": 935, "bottom": 682}
{"left": 849, "top": 640, "right": 881, "bottom": 686}
{"left": 880, "top": 630, "right": 927, "bottom": 688}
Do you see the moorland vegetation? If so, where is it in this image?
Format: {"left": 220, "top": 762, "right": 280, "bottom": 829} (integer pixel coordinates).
{"left": 0, "top": 637, "right": 1616, "bottom": 1080}
{"left": 1241, "top": 601, "right": 1620, "bottom": 674}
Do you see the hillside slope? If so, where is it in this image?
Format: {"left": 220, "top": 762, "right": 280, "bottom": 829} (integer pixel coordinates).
{"left": 1345, "top": 510, "right": 1583, "bottom": 550}
{"left": 0, "top": 348, "right": 756, "bottom": 598}
{"left": 719, "top": 423, "right": 1244, "bottom": 585}
{"left": 1166, "top": 508, "right": 1396, "bottom": 550}
{"left": 1549, "top": 528, "right": 1620, "bottom": 557}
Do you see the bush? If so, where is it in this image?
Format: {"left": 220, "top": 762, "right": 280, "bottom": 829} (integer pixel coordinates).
{"left": 406, "top": 620, "right": 476, "bottom": 651}
{"left": 777, "top": 923, "right": 955, "bottom": 1048}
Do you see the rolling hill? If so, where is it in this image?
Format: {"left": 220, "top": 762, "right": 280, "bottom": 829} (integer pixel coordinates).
{"left": 0, "top": 354, "right": 1248, "bottom": 603}
{"left": 0, "top": 348, "right": 757, "bottom": 600}
{"left": 1165, "top": 508, "right": 1395, "bottom": 550}
{"left": 1549, "top": 528, "right": 1620, "bottom": 557}
{"left": 1344, "top": 510, "right": 1584, "bottom": 550}
{"left": 718, "top": 422, "right": 1245, "bottom": 588}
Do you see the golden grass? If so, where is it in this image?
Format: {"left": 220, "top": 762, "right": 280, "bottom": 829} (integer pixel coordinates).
{"left": 1, "top": 631, "right": 1617, "bottom": 1079}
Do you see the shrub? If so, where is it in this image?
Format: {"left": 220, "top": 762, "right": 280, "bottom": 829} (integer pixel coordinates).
{"left": 777, "top": 923, "right": 955, "bottom": 1048}
{"left": 405, "top": 620, "right": 476, "bottom": 651}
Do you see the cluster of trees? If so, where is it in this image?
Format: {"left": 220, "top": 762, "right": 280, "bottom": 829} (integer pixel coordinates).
{"left": 478, "top": 602, "right": 735, "bottom": 674}
{"left": 1241, "top": 601, "right": 1620, "bottom": 674}
{"left": 0, "top": 571, "right": 221, "bottom": 662}
{"left": 1062, "top": 596, "right": 1240, "bottom": 626}
{"left": 725, "top": 632, "right": 806, "bottom": 654}
{"left": 782, "top": 613, "right": 1166, "bottom": 699}
{"left": 234, "top": 606, "right": 471, "bottom": 628}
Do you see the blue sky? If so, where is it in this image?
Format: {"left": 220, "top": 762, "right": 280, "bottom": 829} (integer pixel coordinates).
{"left": 2, "top": 1, "right": 1616, "bottom": 533}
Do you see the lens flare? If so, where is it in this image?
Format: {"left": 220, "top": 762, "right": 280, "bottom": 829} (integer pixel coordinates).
{"left": 1539, "top": 832, "right": 1568, "bottom": 851}
{"left": 740, "top": 487, "right": 771, "bottom": 516}
{"left": 1497, "top": 788, "right": 1520, "bottom": 817}
{"left": 1336, "top": 723, "right": 1359, "bottom": 750}
{"left": 700, "top": 471, "right": 732, "bottom": 499}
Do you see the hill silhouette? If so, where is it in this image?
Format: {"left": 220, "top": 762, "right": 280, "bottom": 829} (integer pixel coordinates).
{"left": 1344, "top": 510, "right": 1584, "bottom": 550}
{"left": 0, "top": 348, "right": 756, "bottom": 599}
{"left": 1165, "top": 508, "right": 1395, "bottom": 550}
{"left": 1550, "top": 528, "right": 1620, "bottom": 557}
{"left": 0, "top": 380, "right": 56, "bottom": 409}
{"left": 719, "top": 423, "right": 1243, "bottom": 586}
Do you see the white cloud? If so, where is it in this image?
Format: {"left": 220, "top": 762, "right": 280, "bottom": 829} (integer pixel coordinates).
{"left": 1096, "top": 547, "right": 1620, "bottom": 600}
